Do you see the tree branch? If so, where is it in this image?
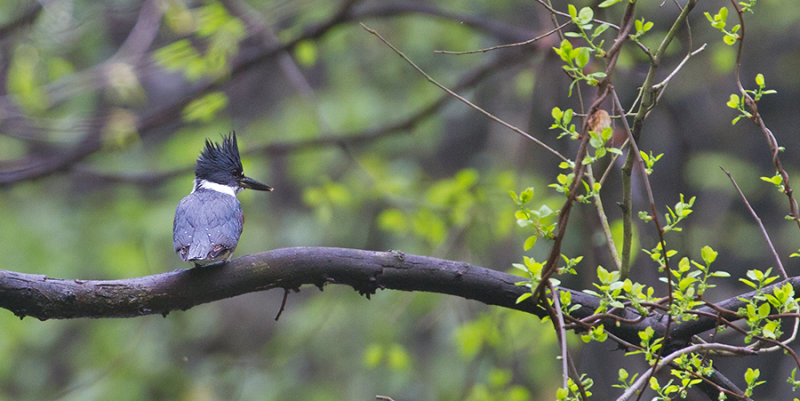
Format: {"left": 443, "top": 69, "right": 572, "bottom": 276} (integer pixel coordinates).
{"left": 2, "top": 246, "right": 796, "bottom": 359}
{"left": 0, "top": 247, "right": 546, "bottom": 320}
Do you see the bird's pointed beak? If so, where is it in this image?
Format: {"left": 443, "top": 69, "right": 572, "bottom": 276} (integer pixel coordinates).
{"left": 239, "top": 176, "right": 274, "bottom": 191}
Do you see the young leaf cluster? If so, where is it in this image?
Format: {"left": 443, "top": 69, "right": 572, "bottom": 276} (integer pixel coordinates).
{"left": 743, "top": 368, "right": 765, "bottom": 398}
{"left": 640, "top": 150, "right": 663, "bottom": 175}
{"left": 612, "top": 368, "right": 639, "bottom": 391}
{"left": 646, "top": 352, "right": 714, "bottom": 401}
{"left": 565, "top": 5, "right": 609, "bottom": 56}
{"left": 705, "top": 7, "right": 740, "bottom": 46}
{"left": 550, "top": 107, "right": 579, "bottom": 140}
{"left": 553, "top": 38, "right": 606, "bottom": 96}
{"left": 582, "top": 266, "right": 658, "bottom": 317}
{"left": 738, "top": 268, "right": 798, "bottom": 342}
{"left": 556, "top": 374, "right": 594, "bottom": 401}
{"left": 510, "top": 187, "right": 555, "bottom": 250}
{"left": 637, "top": 194, "right": 695, "bottom": 234}
{"left": 727, "top": 73, "right": 776, "bottom": 125}
{"left": 759, "top": 171, "right": 784, "bottom": 193}
{"left": 660, "top": 247, "right": 730, "bottom": 322}
{"left": 669, "top": 352, "right": 714, "bottom": 399}
{"left": 628, "top": 326, "right": 663, "bottom": 365}
{"left": 663, "top": 194, "right": 695, "bottom": 233}
{"left": 629, "top": 18, "right": 654, "bottom": 42}
{"left": 583, "top": 124, "right": 622, "bottom": 165}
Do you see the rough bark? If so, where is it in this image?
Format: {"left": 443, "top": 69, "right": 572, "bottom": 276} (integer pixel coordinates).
{"left": 1, "top": 246, "right": 792, "bottom": 352}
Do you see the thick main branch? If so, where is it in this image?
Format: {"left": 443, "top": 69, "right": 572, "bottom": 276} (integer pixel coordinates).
{"left": 1, "top": 247, "right": 792, "bottom": 352}
{"left": 0, "top": 247, "right": 548, "bottom": 320}
{"left": 1, "top": 247, "right": 645, "bottom": 331}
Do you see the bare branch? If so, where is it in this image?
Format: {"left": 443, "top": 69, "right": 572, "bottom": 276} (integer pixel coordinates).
{"left": 360, "top": 23, "right": 568, "bottom": 162}
{"left": 721, "top": 167, "right": 787, "bottom": 279}
{"left": 434, "top": 22, "right": 567, "bottom": 55}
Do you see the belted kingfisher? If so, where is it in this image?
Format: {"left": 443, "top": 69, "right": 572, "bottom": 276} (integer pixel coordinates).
{"left": 173, "top": 132, "right": 273, "bottom": 265}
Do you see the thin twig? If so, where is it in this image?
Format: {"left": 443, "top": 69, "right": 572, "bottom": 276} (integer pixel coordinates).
{"left": 360, "top": 23, "right": 568, "bottom": 162}
{"left": 587, "top": 165, "right": 623, "bottom": 271}
{"left": 434, "top": 22, "right": 568, "bottom": 55}
{"left": 533, "top": 0, "right": 620, "bottom": 31}
{"left": 721, "top": 167, "right": 788, "bottom": 279}
{"left": 551, "top": 286, "right": 570, "bottom": 389}
{"left": 274, "top": 288, "right": 290, "bottom": 321}
{"left": 652, "top": 43, "right": 707, "bottom": 90}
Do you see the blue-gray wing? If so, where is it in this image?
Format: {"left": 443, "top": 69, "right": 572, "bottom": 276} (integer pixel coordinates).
{"left": 173, "top": 190, "right": 243, "bottom": 263}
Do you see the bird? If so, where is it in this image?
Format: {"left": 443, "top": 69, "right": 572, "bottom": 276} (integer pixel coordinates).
{"left": 173, "top": 132, "right": 273, "bottom": 266}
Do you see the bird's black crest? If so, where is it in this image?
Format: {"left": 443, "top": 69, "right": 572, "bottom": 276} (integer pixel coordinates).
{"left": 195, "top": 132, "right": 243, "bottom": 185}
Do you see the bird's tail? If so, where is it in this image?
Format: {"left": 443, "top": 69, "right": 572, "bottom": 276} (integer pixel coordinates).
{"left": 185, "top": 238, "right": 213, "bottom": 262}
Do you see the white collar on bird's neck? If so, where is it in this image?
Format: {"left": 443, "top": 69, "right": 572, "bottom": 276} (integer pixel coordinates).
{"left": 192, "top": 179, "right": 238, "bottom": 197}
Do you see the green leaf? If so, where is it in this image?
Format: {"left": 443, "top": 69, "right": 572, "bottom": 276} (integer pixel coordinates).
{"left": 555, "top": 39, "right": 573, "bottom": 62}
{"left": 523, "top": 235, "right": 537, "bottom": 250}
{"left": 739, "top": 278, "right": 758, "bottom": 288}
{"left": 701, "top": 245, "right": 718, "bottom": 265}
{"left": 726, "top": 94, "right": 740, "bottom": 109}
{"left": 593, "top": 23, "right": 610, "bottom": 38}
{"left": 516, "top": 292, "right": 533, "bottom": 304}
{"left": 597, "top": 265, "right": 611, "bottom": 283}
{"left": 598, "top": 0, "right": 623, "bottom": 7}
{"left": 758, "top": 302, "right": 771, "bottom": 318}
{"left": 575, "top": 47, "right": 591, "bottom": 69}
{"left": 520, "top": 187, "right": 534, "bottom": 203}
{"left": 294, "top": 40, "right": 318, "bottom": 67}
{"left": 552, "top": 106, "right": 563, "bottom": 120}
{"left": 560, "top": 290, "right": 572, "bottom": 307}
{"left": 649, "top": 376, "right": 661, "bottom": 391}
{"left": 563, "top": 108, "right": 574, "bottom": 125}
{"left": 723, "top": 34, "right": 737, "bottom": 46}
{"left": 578, "top": 7, "right": 594, "bottom": 24}
{"left": 755, "top": 73, "right": 765, "bottom": 87}
{"left": 745, "top": 368, "right": 759, "bottom": 385}
{"left": 182, "top": 91, "right": 229, "bottom": 123}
